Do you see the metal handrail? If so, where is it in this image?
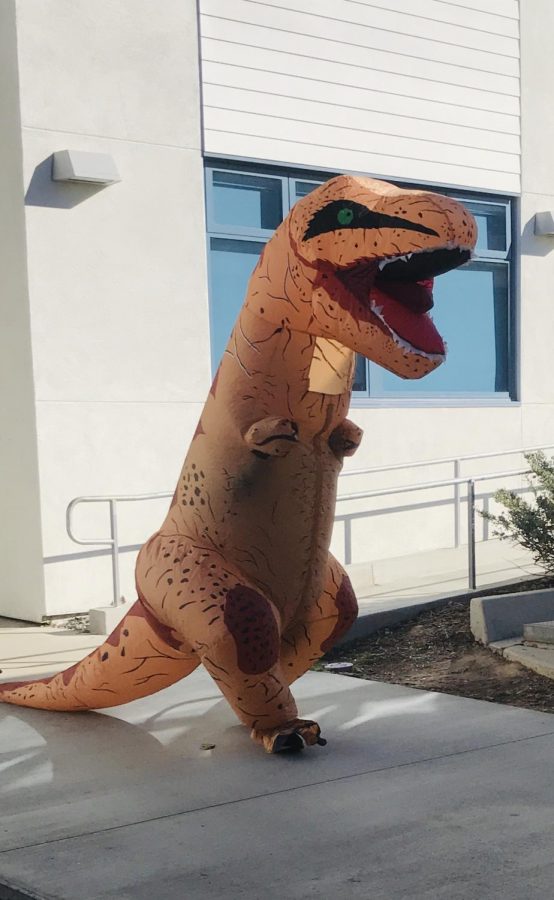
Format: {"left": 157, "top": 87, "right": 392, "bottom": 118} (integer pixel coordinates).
{"left": 339, "top": 444, "right": 554, "bottom": 549}
{"left": 336, "top": 468, "right": 529, "bottom": 503}
{"left": 339, "top": 443, "right": 554, "bottom": 478}
{"left": 66, "top": 465, "right": 536, "bottom": 605}
{"left": 66, "top": 492, "right": 172, "bottom": 606}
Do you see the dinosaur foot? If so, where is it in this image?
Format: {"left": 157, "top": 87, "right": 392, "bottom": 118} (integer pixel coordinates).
{"left": 251, "top": 719, "right": 327, "bottom": 754}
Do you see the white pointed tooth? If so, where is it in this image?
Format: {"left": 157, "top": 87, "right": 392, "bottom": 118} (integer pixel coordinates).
{"left": 378, "top": 251, "right": 415, "bottom": 270}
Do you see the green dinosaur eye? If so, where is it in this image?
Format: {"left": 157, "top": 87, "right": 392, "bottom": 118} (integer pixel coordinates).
{"left": 337, "top": 207, "right": 354, "bottom": 226}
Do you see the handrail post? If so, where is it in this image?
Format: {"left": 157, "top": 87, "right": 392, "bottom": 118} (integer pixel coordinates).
{"left": 344, "top": 516, "right": 352, "bottom": 566}
{"left": 454, "top": 458, "right": 461, "bottom": 548}
{"left": 467, "top": 479, "right": 476, "bottom": 590}
{"left": 109, "top": 499, "right": 121, "bottom": 606}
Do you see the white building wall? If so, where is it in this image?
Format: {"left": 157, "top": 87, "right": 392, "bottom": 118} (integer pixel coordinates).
{"left": 0, "top": 0, "right": 45, "bottom": 621}
{"left": 519, "top": 0, "right": 554, "bottom": 446}
{"left": 200, "top": 0, "right": 520, "bottom": 192}
{"left": 10, "top": 0, "right": 211, "bottom": 618}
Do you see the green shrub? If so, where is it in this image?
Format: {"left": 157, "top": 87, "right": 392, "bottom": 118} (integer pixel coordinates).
{"left": 482, "top": 451, "right": 554, "bottom": 572}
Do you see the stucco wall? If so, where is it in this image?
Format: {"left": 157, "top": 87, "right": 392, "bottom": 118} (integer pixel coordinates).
{"left": 0, "top": 0, "right": 45, "bottom": 621}
{"left": 520, "top": 0, "right": 554, "bottom": 432}
{"left": 14, "top": 0, "right": 210, "bottom": 617}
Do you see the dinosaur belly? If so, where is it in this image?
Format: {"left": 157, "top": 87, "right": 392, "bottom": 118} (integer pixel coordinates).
{"left": 225, "top": 448, "right": 339, "bottom": 615}
{"left": 171, "top": 439, "right": 340, "bottom": 621}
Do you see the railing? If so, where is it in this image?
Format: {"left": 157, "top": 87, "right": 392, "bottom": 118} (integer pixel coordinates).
{"left": 66, "top": 443, "right": 552, "bottom": 605}
{"left": 66, "top": 493, "right": 173, "bottom": 607}
{"left": 339, "top": 443, "right": 554, "bottom": 550}
{"left": 335, "top": 467, "right": 530, "bottom": 585}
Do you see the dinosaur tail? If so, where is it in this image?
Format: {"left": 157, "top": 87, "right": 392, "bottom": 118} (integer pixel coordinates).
{"left": 0, "top": 600, "right": 199, "bottom": 711}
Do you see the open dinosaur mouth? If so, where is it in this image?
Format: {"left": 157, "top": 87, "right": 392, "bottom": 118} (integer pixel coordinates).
{"left": 335, "top": 247, "right": 471, "bottom": 357}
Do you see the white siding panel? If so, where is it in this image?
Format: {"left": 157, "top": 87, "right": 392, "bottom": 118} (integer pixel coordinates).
{"left": 203, "top": 61, "right": 520, "bottom": 134}
{"left": 440, "top": 0, "right": 519, "bottom": 17}
{"left": 203, "top": 38, "right": 519, "bottom": 115}
{"left": 204, "top": 107, "right": 519, "bottom": 173}
{"left": 204, "top": 83, "right": 520, "bottom": 154}
{"left": 201, "top": 0, "right": 519, "bottom": 74}
{"left": 348, "top": 0, "right": 519, "bottom": 37}
{"left": 201, "top": 15, "right": 518, "bottom": 92}
{"left": 205, "top": 129, "right": 520, "bottom": 193}
{"left": 247, "top": 0, "right": 520, "bottom": 56}
{"left": 200, "top": 0, "right": 521, "bottom": 192}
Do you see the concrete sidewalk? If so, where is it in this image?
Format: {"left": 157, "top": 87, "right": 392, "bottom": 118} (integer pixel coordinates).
{"left": 0, "top": 628, "right": 105, "bottom": 681}
{"left": 1, "top": 669, "right": 554, "bottom": 899}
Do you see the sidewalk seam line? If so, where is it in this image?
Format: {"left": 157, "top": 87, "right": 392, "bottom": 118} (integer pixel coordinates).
{"left": 3, "top": 727, "right": 554, "bottom": 855}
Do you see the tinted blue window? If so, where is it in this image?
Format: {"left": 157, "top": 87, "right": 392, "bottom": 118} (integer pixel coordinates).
{"left": 353, "top": 353, "right": 368, "bottom": 392}
{"left": 293, "top": 179, "right": 323, "bottom": 201}
{"left": 371, "top": 262, "right": 509, "bottom": 395}
{"left": 464, "top": 201, "right": 507, "bottom": 254}
{"left": 212, "top": 171, "right": 282, "bottom": 232}
{"left": 209, "top": 238, "right": 265, "bottom": 369}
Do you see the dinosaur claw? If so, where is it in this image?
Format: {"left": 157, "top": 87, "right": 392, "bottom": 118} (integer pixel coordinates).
{"left": 251, "top": 718, "right": 326, "bottom": 754}
{"left": 272, "top": 732, "right": 305, "bottom": 754}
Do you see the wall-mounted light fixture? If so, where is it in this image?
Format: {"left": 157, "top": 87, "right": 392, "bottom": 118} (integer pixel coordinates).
{"left": 534, "top": 212, "right": 554, "bottom": 236}
{"left": 52, "top": 150, "right": 121, "bottom": 185}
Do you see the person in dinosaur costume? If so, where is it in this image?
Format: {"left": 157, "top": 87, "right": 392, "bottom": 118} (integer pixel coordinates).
{"left": 0, "top": 175, "right": 476, "bottom": 753}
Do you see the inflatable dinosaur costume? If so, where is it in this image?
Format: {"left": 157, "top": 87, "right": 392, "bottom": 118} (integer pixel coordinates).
{"left": 0, "top": 176, "right": 476, "bottom": 752}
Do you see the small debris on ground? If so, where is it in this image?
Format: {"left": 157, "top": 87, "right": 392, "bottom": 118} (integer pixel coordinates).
{"left": 44, "top": 615, "right": 90, "bottom": 633}
{"left": 200, "top": 742, "right": 216, "bottom": 751}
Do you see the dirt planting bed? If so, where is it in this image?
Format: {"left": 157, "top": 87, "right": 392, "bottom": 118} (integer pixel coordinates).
{"left": 319, "top": 580, "right": 554, "bottom": 714}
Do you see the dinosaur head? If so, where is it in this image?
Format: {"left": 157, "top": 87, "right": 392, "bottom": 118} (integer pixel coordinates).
{"left": 286, "top": 175, "right": 477, "bottom": 379}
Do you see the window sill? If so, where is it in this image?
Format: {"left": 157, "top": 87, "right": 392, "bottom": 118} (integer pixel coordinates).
{"left": 349, "top": 397, "right": 520, "bottom": 409}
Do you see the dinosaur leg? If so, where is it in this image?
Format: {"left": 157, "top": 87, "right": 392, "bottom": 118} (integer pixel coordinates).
{"left": 281, "top": 554, "right": 358, "bottom": 685}
{"left": 201, "top": 616, "right": 324, "bottom": 754}
{"left": 0, "top": 599, "right": 199, "bottom": 710}
{"left": 139, "top": 540, "right": 326, "bottom": 753}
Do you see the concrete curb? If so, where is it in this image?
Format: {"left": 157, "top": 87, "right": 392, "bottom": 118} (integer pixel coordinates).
{"left": 470, "top": 588, "right": 554, "bottom": 644}
{"left": 488, "top": 640, "right": 554, "bottom": 681}
{"left": 523, "top": 621, "right": 554, "bottom": 643}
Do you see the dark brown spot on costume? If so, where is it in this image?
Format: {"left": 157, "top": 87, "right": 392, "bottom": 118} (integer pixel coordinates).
{"left": 321, "top": 575, "right": 358, "bottom": 653}
{"left": 224, "top": 585, "right": 279, "bottom": 675}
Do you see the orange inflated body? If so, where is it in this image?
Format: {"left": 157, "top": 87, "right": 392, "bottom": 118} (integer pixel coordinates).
{"left": 0, "top": 176, "right": 476, "bottom": 753}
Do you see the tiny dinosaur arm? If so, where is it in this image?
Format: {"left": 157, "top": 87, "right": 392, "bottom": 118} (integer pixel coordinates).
{"left": 244, "top": 417, "right": 299, "bottom": 458}
{"left": 329, "top": 418, "right": 363, "bottom": 459}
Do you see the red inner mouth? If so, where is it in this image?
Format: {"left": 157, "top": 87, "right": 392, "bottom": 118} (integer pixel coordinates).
{"left": 333, "top": 248, "right": 470, "bottom": 356}
{"left": 370, "top": 280, "right": 444, "bottom": 355}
